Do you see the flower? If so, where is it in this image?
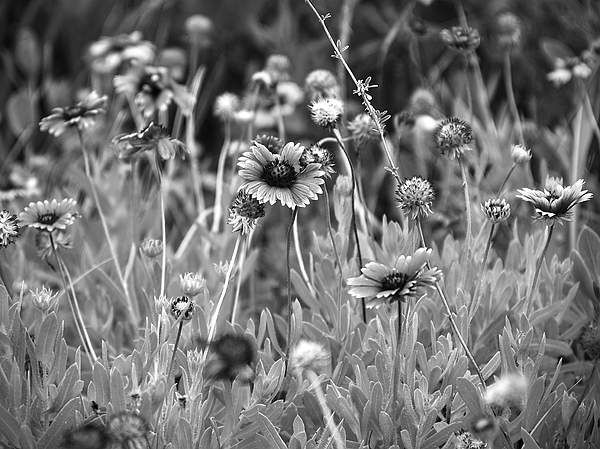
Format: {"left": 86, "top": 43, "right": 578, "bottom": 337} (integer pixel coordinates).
{"left": 454, "top": 430, "right": 487, "bottom": 449}
{"left": 170, "top": 295, "right": 194, "bottom": 321}
{"left": 469, "top": 415, "right": 499, "bottom": 442}
{"left": 35, "top": 230, "right": 71, "bottom": 260}
{"left": 140, "top": 238, "right": 163, "bottom": 258}
{"left": 395, "top": 176, "right": 436, "bottom": 219}
{"left": 114, "top": 65, "right": 194, "bottom": 118}
{"left": 517, "top": 177, "right": 593, "bottom": 223}
{"left": 20, "top": 198, "right": 78, "bottom": 233}
{"left": 39, "top": 91, "right": 107, "bottom": 137}
{"left": 433, "top": 117, "right": 473, "bottom": 159}
{"left": 202, "top": 333, "right": 257, "bottom": 382}
{"left": 440, "top": 26, "right": 481, "bottom": 52}
{"left": 113, "top": 122, "right": 188, "bottom": 161}
{"left": 214, "top": 92, "right": 240, "bottom": 121}
{"left": 157, "top": 47, "right": 187, "bottom": 82}
{"left": 481, "top": 198, "right": 511, "bottom": 224}
{"left": 0, "top": 210, "right": 20, "bottom": 248}
{"left": 31, "top": 286, "right": 59, "bottom": 311}
{"left": 251, "top": 70, "right": 273, "bottom": 90}
{"left": 547, "top": 57, "right": 593, "bottom": 87}
{"left": 289, "top": 340, "right": 330, "bottom": 377}
{"left": 254, "top": 134, "right": 284, "bottom": 153}
{"left": 237, "top": 141, "right": 325, "bottom": 208}
{"left": 347, "top": 248, "right": 442, "bottom": 307}
{"left": 300, "top": 144, "right": 335, "bottom": 178}
{"left": 510, "top": 144, "right": 532, "bottom": 164}
{"left": 0, "top": 166, "right": 40, "bottom": 204}
{"left": 179, "top": 272, "right": 206, "bottom": 297}
{"left": 265, "top": 54, "right": 291, "bottom": 84}
{"left": 185, "top": 14, "right": 213, "bottom": 48}
{"left": 496, "top": 12, "right": 521, "bottom": 51}
{"left": 309, "top": 98, "right": 344, "bottom": 130}
{"left": 347, "top": 113, "right": 379, "bottom": 145}
{"left": 228, "top": 189, "right": 267, "bottom": 234}
{"left": 483, "top": 373, "right": 527, "bottom": 409}
{"left": 106, "top": 411, "right": 150, "bottom": 448}
{"left": 304, "top": 69, "right": 340, "bottom": 100}
{"left": 87, "top": 31, "right": 155, "bottom": 74}
{"left": 62, "top": 422, "right": 109, "bottom": 449}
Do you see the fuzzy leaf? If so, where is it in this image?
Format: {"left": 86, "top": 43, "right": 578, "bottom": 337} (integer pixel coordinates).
{"left": 19, "top": 424, "right": 37, "bottom": 449}
{"left": 570, "top": 250, "right": 597, "bottom": 301}
{"left": 258, "top": 412, "right": 287, "bottom": 449}
{"left": 38, "top": 397, "right": 80, "bottom": 449}
{"left": 456, "top": 377, "right": 483, "bottom": 414}
{"left": 36, "top": 313, "right": 59, "bottom": 364}
{"left": 521, "top": 428, "right": 542, "bottom": 449}
{"left": 110, "top": 367, "right": 126, "bottom": 412}
{"left": 422, "top": 422, "right": 462, "bottom": 449}
{"left": 379, "top": 411, "right": 394, "bottom": 448}
{"left": 0, "top": 403, "right": 20, "bottom": 447}
{"left": 49, "top": 363, "right": 83, "bottom": 413}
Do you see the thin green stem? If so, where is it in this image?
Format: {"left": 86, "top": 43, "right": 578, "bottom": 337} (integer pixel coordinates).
{"left": 286, "top": 207, "right": 299, "bottom": 360}
{"left": 167, "top": 320, "right": 184, "bottom": 376}
{"left": 470, "top": 223, "right": 495, "bottom": 319}
{"left": 526, "top": 224, "right": 555, "bottom": 314}
{"left": 324, "top": 188, "right": 344, "bottom": 337}
{"left": 457, "top": 157, "right": 472, "bottom": 290}
{"left": 212, "top": 120, "right": 232, "bottom": 233}
{"left": 293, "top": 211, "right": 314, "bottom": 294}
{"left": 503, "top": 51, "right": 524, "bottom": 145}
{"left": 496, "top": 163, "right": 516, "bottom": 199}
{"left": 305, "top": 370, "right": 345, "bottom": 449}
{"left": 158, "top": 174, "right": 168, "bottom": 299}
{"left": 231, "top": 234, "right": 248, "bottom": 325}
{"left": 273, "top": 87, "right": 286, "bottom": 143}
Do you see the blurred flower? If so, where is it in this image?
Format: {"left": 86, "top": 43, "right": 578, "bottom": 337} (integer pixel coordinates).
{"left": 335, "top": 175, "right": 353, "bottom": 197}
{"left": 153, "top": 294, "right": 169, "bottom": 315}
{"left": 140, "top": 238, "right": 163, "bottom": 258}
{"left": 496, "top": 12, "right": 522, "bottom": 51}
{"left": 113, "top": 123, "right": 188, "bottom": 161}
{"left": 35, "top": 230, "right": 71, "bottom": 260}
{"left": 395, "top": 176, "right": 436, "bottom": 220}
{"left": 185, "top": 14, "right": 213, "bottom": 48}
{"left": 238, "top": 141, "right": 325, "bottom": 208}
{"left": 469, "top": 415, "right": 499, "bottom": 442}
{"left": 454, "top": 429, "right": 486, "bottom": 449}
{"left": 0, "top": 166, "right": 40, "bottom": 204}
{"left": 30, "top": 286, "right": 59, "bottom": 311}
{"left": 434, "top": 117, "right": 473, "bottom": 159}
{"left": 214, "top": 92, "right": 240, "bottom": 121}
{"left": 39, "top": 91, "right": 107, "bottom": 137}
{"left": 577, "top": 324, "right": 600, "bottom": 360}
{"left": 484, "top": 373, "right": 527, "bottom": 409}
{"left": 277, "top": 81, "right": 305, "bottom": 115}
{"left": 347, "top": 248, "right": 442, "bottom": 307}
{"left": 62, "top": 422, "right": 109, "bottom": 449}
{"left": 440, "top": 26, "right": 481, "bottom": 52}
{"left": 87, "top": 31, "right": 155, "bottom": 74}
{"left": 114, "top": 66, "right": 194, "bottom": 118}
{"left": 289, "top": 340, "right": 329, "bottom": 377}
{"left": 254, "top": 135, "right": 284, "bottom": 153}
{"left": 179, "top": 272, "right": 206, "bottom": 297}
{"left": 157, "top": 47, "right": 187, "bottom": 82}
{"left": 169, "top": 295, "right": 194, "bottom": 321}
{"left": 106, "top": 411, "right": 150, "bottom": 448}
{"left": 213, "top": 260, "right": 236, "bottom": 281}
{"left": 481, "top": 198, "right": 511, "bottom": 224}
{"left": 265, "top": 54, "right": 291, "bottom": 84}
{"left": 408, "top": 88, "right": 440, "bottom": 117}
{"left": 348, "top": 113, "right": 379, "bottom": 145}
{"left": 251, "top": 70, "right": 273, "bottom": 90}
{"left": 300, "top": 144, "right": 335, "bottom": 178}
{"left": 517, "top": 177, "right": 593, "bottom": 223}
{"left": 510, "top": 144, "right": 532, "bottom": 164}
{"left": 233, "top": 109, "right": 253, "bottom": 125}
{"left": 310, "top": 98, "right": 344, "bottom": 131}
{"left": 0, "top": 210, "right": 20, "bottom": 249}
{"left": 547, "top": 57, "right": 592, "bottom": 87}
{"left": 203, "top": 333, "right": 256, "bottom": 382}
{"left": 228, "top": 189, "right": 266, "bottom": 234}
{"left": 304, "top": 69, "right": 340, "bottom": 101}
{"left": 20, "top": 199, "right": 78, "bottom": 233}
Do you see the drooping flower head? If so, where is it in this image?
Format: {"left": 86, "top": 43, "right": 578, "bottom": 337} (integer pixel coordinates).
{"left": 114, "top": 65, "right": 194, "bottom": 118}
{"left": 39, "top": 91, "right": 107, "bottom": 137}
{"left": 237, "top": 141, "right": 325, "bottom": 208}
{"left": 347, "top": 113, "right": 379, "bottom": 145}
{"left": 86, "top": 31, "right": 155, "bottom": 74}
{"left": 309, "top": 98, "right": 344, "bottom": 131}
{"left": 304, "top": 69, "right": 340, "bottom": 101}
{"left": 300, "top": 144, "right": 335, "bottom": 178}
{"left": 347, "top": 248, "right": 442, "bottom": 307}
{"left": 106, "top": 411, "right": 150, "bottom": 448}
{"left": 481, "top": 198, "right": 511, "bottom": 224}
{"left": 434, "top": 117, "right": 473, "bottom": 159}
{"left": 0, "top": 210, "right": 20, "bottom": 249}
{"left": 35, "top": 230, "right": 71, "bottom": 260}
{"left": 200, "top": 333, "right": 257, "bottom": 382}
{"left": 517, "top": 177, "right": 593, "bottom": 224}
{"left": 289, "top": 340, "right": 330, "bottom": 378}
{"left": 395, "top": 176, "right": 436, "bottom": 219}
{"left": 113, "top": 122, "right": 188, "bottom": 161}
{"left": 440, "top": 26, "right": 481, "bottom": 52}
{"left": 228, "top": 189, "right": 266, "bottom": 234}
{"left": 19, "top": 198, "right": 79, "bottom": 233}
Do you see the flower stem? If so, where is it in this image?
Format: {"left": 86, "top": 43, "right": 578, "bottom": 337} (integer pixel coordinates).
{"left": 305, "top": 370, "right": 345, "bottom": 449}
{"left": 286, "top": 207, "right": 299, "bottom": 360}
{"left": 503, "top": 51, "right": 524, "bottom": 145}
{"left": 470, "top": 223, "right": 495, "bottom": 319}
{"left": 273, "top": 85, "right": 286, "bottom": 143}
{"left": 212, "top": 119, "right": 232, "bottom": 233}
{"left": 415, "top": 219, "right": 485, "bottom": 387}
{"left": 158, "top": 175, "right": 168, "bottom": 299}
{"left": 167, "top": 319, "right": 184, "bottom": 377}
{"left": 231, "top": 234, "right": 248, "bottom": 325}
{"left": 526, "top": 223, "right": 554, "bottom": 314}
{"left": 495, "top": 163, "right": 516, "bottom": 198}
{"left": 324, "top": 188, "right": 344, "bottom": 337}
{"left": 457, "top": 157, "right": 472, "bottom": 290}
{"left": 77, "top": 128, "right": 138, "bottom": 323}
{"left": 293, "top": 211, "right": 314, "bottom": 295}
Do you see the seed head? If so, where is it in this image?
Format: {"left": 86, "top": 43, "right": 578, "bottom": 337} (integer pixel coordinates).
{"left": 214, "top": 92, "right": 240, "bottom": 121}
{"left": 496, "top": 12, "right": 522, "bottom": 50}
{"left": 347, "top": 113, "right": 379, "bottom": 145}
{"left": 265, "top": 54, "right": 291, "bottom": 84}
{"left": 310, "top": 98, "right": 344, "bottom": 131}
{"left": 510, "top": 144, "right": 532, "bottom": 164}
{"left": 434, "top": 117, "right": 473, "bottom": 159}
{"left": 578, "top": 324, "right": 600, "bottom": 360}
{"left": 300, "top": 144, "right": 335, "bottom": 178}
{"left": 253, "top": 134, "right": 283, "bottom": 153}
{"left": 304, "top": 69, "right": 340, "bottom": 101}
{"left": 289, "top": 340, "right": 330, "bottom": 378}
{"left": 396, "top": 176, "right": 436, "bottom": 220}
{"left": 185, "top": 14, "right": 213, "bottom": 48}
{"left": 481, "top": 198, "right": 511, "bottom": 224}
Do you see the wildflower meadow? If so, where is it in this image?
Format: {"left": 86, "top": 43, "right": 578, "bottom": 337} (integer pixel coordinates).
{"left": 2, "top": 0, "right": 600, "bottom": 448}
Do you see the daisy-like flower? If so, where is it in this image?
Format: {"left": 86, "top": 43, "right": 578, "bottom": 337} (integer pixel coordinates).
{"left": 200, "top": 333, "right": 257, "bottom": 382}
{"left": 300, "top": 144, "right": 335, "bottom": 178}
{"left": 347, "top": 247, "right": 442, "bottom": 307}
{"left": 19, "top": 198, "right": 78, "bottom": 233}
{"left": 347, "top": 113, "right": 379, "bottom": 145}
{"left": 0, "top": 210, "right": 20, "bottom": 248}
{"left": 481, "top": 198, "right": 511, "bottom": 224}
{"left": 440, "top": 26, "right": 481, "bottom": 52}
{"left": 517, "top": 176, "right": 593, "bottom": 223}
{"left": 433, "top": 117, "right": 473, "bottom": 159}
{"left": 105, "top": 411, "right": 150, "bottom": 448}
{"left": 237, "top": 141, "right": 325, "bottom": 208}
{"left": 214, "top": 92, "right": 240, "bottom": 121}
{"left": 30, "top": 286, "right": 59, "bottom": 311}
{"left": 114, "top": 65, "right": 194, "bottom": 118}
{"left": 39, "top": 91, "right": 107, "bottom": 137}
{"left": 510, "top": 144, "right": 532, "bottom": 164}
{"left": 179, "top": 272, "right": 206, "bottom": 297}
{"left": 289, "top": 340, "right": 330, "bottom": 378}
{"left": 227, "top": 189, "right": 266, "bottom": 234}
{"left": 170, "top": 295, "right": 194, "bottom": 321}
{"left": 310, "top": 98, "right": 344, "bottom": 131}
{"left": 87, "top": 31, "right": 155, "bottom": 74}
{"left": 395, "top": 176, "right": 436, "bottom": 219}
{"left": 113, "top": 122, "right": 188, "bottom": 161}
{"left": 304, "top": 69, "right": 340, "bottom": 101}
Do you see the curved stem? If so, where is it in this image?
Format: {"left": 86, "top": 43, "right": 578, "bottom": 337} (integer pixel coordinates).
{"left": 503, "top": 51, "right": 524, "bottom": 145}
{"left": 496, "top": 163, "right": 516, "bottom": 199}
{"left": 212, "top": 119, "right": 232, "bottom": 233}
{"left": 286, "top": 207, "right": 299, "bottom": 359}
{"left": 526, "top": 224, "right": 554, "bottom": 314}
{"left": 457, "top": 157, "right": 472, "bottom": 290}
{"left": 158, "top": 174, "right": 168, "bottom": 299}
{"left": 293, "top": 211, "right": 314, "bottom": 294}
{"left": 231, "top": 234, "right": 248, "bottom": 325}
{"left": 77, "top": 128, "right": 138, "bottom": 323}
{"left": 470, "top": 223, "right": 495, "bottom": 319}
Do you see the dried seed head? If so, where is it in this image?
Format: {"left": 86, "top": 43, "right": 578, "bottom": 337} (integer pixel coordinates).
{"left": 396, "top": 176, "right": 436, "bottom": 219}
{"left": 347, "top": 113, "right": 379, "bottom": 144}
{"left": 214, "top": 92, "right": 240, "bottom": 121}
{"left": 309, "top": 98, "right": 344, "bottom": 130}
{"left": 434, "top": 117, "right": 473, "bottom": 159}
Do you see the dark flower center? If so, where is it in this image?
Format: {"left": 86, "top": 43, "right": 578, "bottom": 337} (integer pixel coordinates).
{"left": 381, "top": 271, "right": 409, "bottom": 291}
{"left": 139, "top": 74, "right": 162, "bottom": 98}
{"left": 64, "top": 106, "right": 84, "bottom": 119}
{"left": 262, "top": 160, "right": 297, "bottom": 188}
{"left": 38, "top": 213, "right": 59, "bottom": 225}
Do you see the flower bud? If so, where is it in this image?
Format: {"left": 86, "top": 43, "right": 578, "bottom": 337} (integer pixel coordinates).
{"left": 141, "top": 238, "right": 163, "bottom": 258}
{"left": 179, "top": 272, "right": 206, "bottom": 297}
{"left": 510, "top": 144, "right": 531, "bottom": 164}
{"left": 31, "top": 286, "right": 59, "bottom": 311}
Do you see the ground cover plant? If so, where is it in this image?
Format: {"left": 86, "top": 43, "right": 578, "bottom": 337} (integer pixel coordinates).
{"left": 1, "top": 0, "right": 600, "bottom": 448}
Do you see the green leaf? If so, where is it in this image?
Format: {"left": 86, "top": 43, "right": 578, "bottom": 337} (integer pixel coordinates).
{"left": 521, "top": 428, "right": 542, "bottom": 449}
{"left": 456, "top": 377, "right": 483, "bottom": 415}
{"left": 110, "top": 367, "right": 126, "bottom": 412}
{"left": 571, "top": 250, "right": 597, "bottom": 301}
{"left": 422, "top": 422, "right": 462, "bottom": 449}
{"left": 0, "top": 403, "right": 20, "bottom": 447}
{"left": 38, "top": 397, "right": 81, "bottom": 449}
{"left": 524, "top": 377, "right": 545, "bottom": 431}
{"left": 379, "top": 411, "right": 394, "bottom": 448}
{"left": 49, "top": 363, "right": 83, "bottom": 413}
{"left": 19, "top": 425, "right": 37, "bottom": 449}
{"left": 6, "top": 88, "right": 38, "bottom": 136}
{"left": 258, "top": 412, "right": 287, "bottom": 449}
{"left": 0, "top": 285, "right": 9, "bottom": 331}
{"left": 578, "top": 226, "right": 600, "bottom": 279}
{"left": 36, "top": 313, "right": 59, "bottom": 364}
